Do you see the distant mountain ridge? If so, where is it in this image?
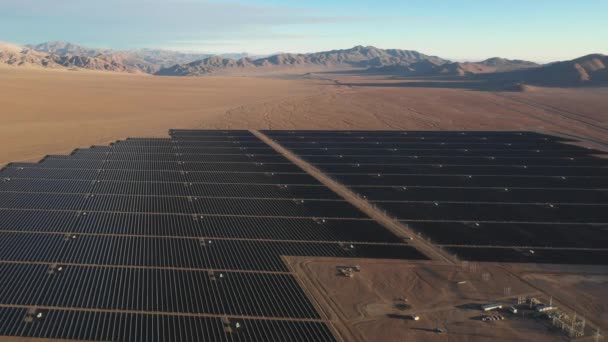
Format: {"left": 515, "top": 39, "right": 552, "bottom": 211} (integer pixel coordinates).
{"left": 53, "top": 54, "right": 141, "bottom": 73}
{"left": 365, "top": 55, "right": 608, "bottom": 87}
{"left": 156, "top": 45, "right": 449, "bottom": 76}
{"left": 436, "top": 58, "right": 540, "bottom": 76}
{"left": 27, "top": 41, "right": 252, "bottom": 73}
{"left": 0, "top": 41, "right": 139, "bottom": 72}
{"left": 26, "top": 41, "right": 112, "bottom": 57}
{"left": 0, "top": 42, "right": 58, "bottom": 68}
{"left": 155, "top": 56, "right": 255, "bottom": 76}
{"left": 480, "top": 54, "right": 608, "bottom": 86}
{"left": 369, "top": 57, "right": 539, "bottom": 77}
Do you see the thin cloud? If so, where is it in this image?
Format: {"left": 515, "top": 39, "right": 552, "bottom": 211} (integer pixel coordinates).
{"left": 2, "top": 0, "right": 361, "bottom": 26}
{"left": 1, "top": 0, "right": 366, "bottom": 49}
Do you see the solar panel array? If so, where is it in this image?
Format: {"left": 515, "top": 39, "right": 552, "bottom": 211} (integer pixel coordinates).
{"left": 263, "top": 130, "right": 608, "bottom": 265}
{"left": 0, "top": 130, "right": 428, "bottom": 341}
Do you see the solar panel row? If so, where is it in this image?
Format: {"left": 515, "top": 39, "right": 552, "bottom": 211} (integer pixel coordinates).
{"left": 354, "top": 186, "right": 608, "bottom": 203}
{"left": 259, "top": 130, "right": 562, "bottom": 138}
{"left": 114, "top": 138, "right": 261, "bottom": 145}
{"left": 0, "top": 209, "right": 399, "bottom": 242}
{"left": 0, "top": 233, "right": 418, "bottom": 272}
{"left": 291, "top": 148, "right": 594, "bottom": 157}
{"left": 333, "top": 174, "right": 608, "bottom": 188}
{"left": 0, "top": 192, "right": 368, "bottom": 217}
{"left": 0, "top": 307, "right": 334, "bottom": 342}
{"left": 300, "top": 155, "right": 608, "bottom": 166}
{"left": 21, "top": 160, "right": 302, "bottom": 172}
{"left": 45, "top": 152, "right": 289, "bottom": 162}
{"left": 0, "top": 263, "right": 318, "bottom": 318}
{"left": 277, "top": 141, "right": 585, "bottom": 149}
{"left": 314, "top": 164, "right": 607, "bottom": 176}
{"left": 1, "top": 179, "right": 339, "bottom": 199}
{"left": 105, "top": 146, "right": 277, "bottom": 154}
{"left": 2, "top": 167, "right": 319, "bottom": 184}
{"left": 391, "top": 221, "right": 608, "bottom": 248}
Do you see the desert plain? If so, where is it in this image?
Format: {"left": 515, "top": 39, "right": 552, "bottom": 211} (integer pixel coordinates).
{"left": 1, "top": 66, "right": 607, "bottom": 166}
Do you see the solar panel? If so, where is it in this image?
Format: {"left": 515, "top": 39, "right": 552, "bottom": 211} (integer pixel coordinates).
{"left": 263, "top": 130, "right": 608, "bottom": 265}
{"left": 0, "top": 307, "right": 335, "bottom": 342}
{"left": 0, "top": 129, "right": 437, "bottom": 341}
{"left": 0, "top": 209, "right": 403, "bottom": 241}
{"left": 11, "top": 129, "right": 603, "bottom": 340}
{"left": 0, "top": 232, "right": 424, "bottom": 271}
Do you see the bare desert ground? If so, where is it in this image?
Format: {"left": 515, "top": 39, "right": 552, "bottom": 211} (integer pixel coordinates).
{"left": 0, "top": 67, "right": 323, "bottom": 165}
{"left": 1, "top": 67, "right": 608, "bottom": 165}
{"left": 286, "top": 257, "right": 589, "bottom": 342}
{"left": 520, "top": 269, "right": 608, "bottom": 331}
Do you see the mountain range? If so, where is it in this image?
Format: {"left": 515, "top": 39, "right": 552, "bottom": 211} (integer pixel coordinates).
{"left": 25, "top": 41, "right": 253, "bottom": 73}
{"left": 431, "top": 57, "right": 540, "bottom": 76}
{"left": 1, "top": 41, "right": 606, "bottom": 87}
{"left": 354, "top": 53, "right": 607, "bottom": 86}
{"left": 0, "top": 41, "right": 140, "bottom": 73}
{"left": 155, "top": 46, "right": 448, "bottom": 76}
{"left": 479, "top": 54, "right": 608, "bottom": 86}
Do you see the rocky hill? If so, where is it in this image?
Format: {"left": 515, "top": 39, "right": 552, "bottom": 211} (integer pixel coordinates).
{"left": 430, "top": 54, "right": 608, "bottom": 87}
{"left": 155, "top": 56, "right": 255, "bottom": 76}
{"left": 1, "top": 42, "right": 138, "bottom": 73}
{"left": 369, "top": 57, "right": 538, "bottom": 77}
{"left": 0, "top": 42, "right": 62, "bottom": 68}
{"left": 351, "top": 53, "right": 608, "bottom": 88}
{"left": 524, "top": 54, "right": 606, "bottom": 84}
{"left": 52, "top": 54, "right": 141, "bottom": 73}
{"left": 26, "top": 41, "right": 111, "bottom": 57}
{"left": 434, "top": 58, "right": 539, "bottom": 76}
{"left": 252, "top": 46, "right": 447, "bottom": 68}
{"left": 476, "top": 54, "right": 608, "bottom": 86}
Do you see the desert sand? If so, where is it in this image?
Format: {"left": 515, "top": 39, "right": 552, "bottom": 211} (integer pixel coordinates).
{"left": 287, "top": 257, "right": 585, "bottom": 342}
{"left": 0, "top": 67, "right": 323, "bottom": 165}
{"left": 1, "top": 67, "right": 608, "bottom": 166}
{"left": 520, "top": 269, "right": 608, "bottom": 331}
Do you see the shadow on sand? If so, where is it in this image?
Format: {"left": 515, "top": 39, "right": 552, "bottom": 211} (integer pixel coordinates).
{"left": 314, "top": 69, "right": 608, "bottom": 92}
{"left": 410, "top": 327, "right": 443, "bottom": 333}
{"left": 313, "top": 70, "right": 520, "bottom": 91}
{"left": 455, "top": 303, "right": 483, "bottom": 311}
{"left": 339, "top": 80, "right": 511, "bottom": 91}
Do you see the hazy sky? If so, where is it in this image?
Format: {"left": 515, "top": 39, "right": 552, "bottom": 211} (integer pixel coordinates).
{"left": 1, "top": 0, "right": 606, "bottom": 62}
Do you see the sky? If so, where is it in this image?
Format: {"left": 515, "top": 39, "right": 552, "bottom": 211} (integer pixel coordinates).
{"left": 0, "top": 0, "right": 606, "bottom": 62}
